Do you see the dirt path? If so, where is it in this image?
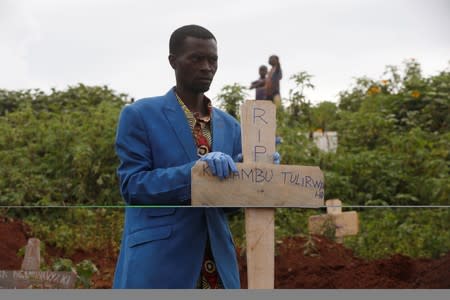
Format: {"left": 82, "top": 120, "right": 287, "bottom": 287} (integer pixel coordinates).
{"left": 1, "top": 218, "right": 449, "bottom": 288}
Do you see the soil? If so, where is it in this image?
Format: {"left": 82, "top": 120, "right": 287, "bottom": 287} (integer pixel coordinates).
{"left": 238, "top": 236, "right": 450, "bottom": 288}
{"left": 0, "top": 217, "right": 31, "bottom": 269}
{"left": 1, "top": 218, "right": 449, "bottom": 289}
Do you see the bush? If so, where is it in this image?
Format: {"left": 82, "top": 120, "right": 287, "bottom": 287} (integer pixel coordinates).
{"left": 0, "top": 85, "right": 128, "bottom": 206}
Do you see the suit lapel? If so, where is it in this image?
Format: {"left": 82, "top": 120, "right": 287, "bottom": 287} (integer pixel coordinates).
{"left": 212, "top": 108, "right": 225, "bottom": 152}
{"left": 162, "top": 89, "right": 198, "bottom": 161}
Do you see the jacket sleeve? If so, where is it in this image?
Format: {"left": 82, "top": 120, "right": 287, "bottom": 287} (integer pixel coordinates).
{"left": 232, "top": 121, "right": 242, "bottom": 161}
{"left": 115, "top": 104, "right": 194, "bottom": 206}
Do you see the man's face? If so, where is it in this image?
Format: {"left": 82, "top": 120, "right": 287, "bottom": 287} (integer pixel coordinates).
{"left": 259, "top": 67, "right": 268, "bottom": 78}
{"left": 169, "top": 37, "right": 218, "bottom": 93}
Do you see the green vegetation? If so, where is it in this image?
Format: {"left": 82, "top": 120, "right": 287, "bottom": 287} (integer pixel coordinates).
{"left": 275, "top": 59, "right": 449, "bottom": 206}
{"left": 345, "top": 208, "right": 449, "bottom": 259}
{"left": 0, "top": 59, "right": 448, "bottom": 262}
{"left": 216, "top": 83, "right": 247, "bottom": 119}
{"left": 0, "top": 85, "right": 126, "bottom": 207}
{"left": 52, "top": 257, "right": 99, "bottom": 288}
{"left": 22, "top": 208, "right": 123, "bottom": 256}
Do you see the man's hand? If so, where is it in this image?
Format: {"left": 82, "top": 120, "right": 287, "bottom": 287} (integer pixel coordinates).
{"left": 200, "top": 152, "right": 238, "bottom": 180}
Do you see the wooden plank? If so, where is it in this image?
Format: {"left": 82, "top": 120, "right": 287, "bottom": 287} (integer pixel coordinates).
{"left": 308, "top": 211, "right": 359, "bottom": 238}
{"left": 191, "top": 161, "right": 324, "bottom": 207}
{"left": 0, "top": 270, "right": 76, "bottom": 289}
{"left": 240, "top": 101, "right": 276, "bottom": 164}
{"left": 245, "top": 208, "right": 274, "bottom": 288}
{"left": 241, "top": 100, "right": 275, "bottom": 289}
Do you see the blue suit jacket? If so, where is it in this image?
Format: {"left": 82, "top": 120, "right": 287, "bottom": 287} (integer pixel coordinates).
{"left": 113, "top": 88, "right": 242, "bottom": 288}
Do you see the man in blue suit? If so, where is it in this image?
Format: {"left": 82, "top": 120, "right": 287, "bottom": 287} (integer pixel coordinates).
{"left": 113, "top": 25, "right": 243, "bottom": 288}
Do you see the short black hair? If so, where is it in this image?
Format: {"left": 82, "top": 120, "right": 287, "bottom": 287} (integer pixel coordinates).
{"left": 269, "top": 55, "right": 279, "bottom": 62}
{"left": 169, "top": 25, "right": 216, "bottom": 55}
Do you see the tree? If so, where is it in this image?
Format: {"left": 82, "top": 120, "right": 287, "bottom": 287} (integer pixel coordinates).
{"left": 287, "top": 71, "right": 315, "bottom": 129}
{"left": 311, "top": 101, "right": 338, "bottom": 131}
{"left": 216, "top": 83, "right": 247, "bottom": 119}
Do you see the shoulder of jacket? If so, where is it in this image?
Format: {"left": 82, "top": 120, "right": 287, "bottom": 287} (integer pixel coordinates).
{"left": 213, "top": 107, "right": 240, "bottom": 126}
{"left": 125, "top": 95, "right": 166, "bottom": 111}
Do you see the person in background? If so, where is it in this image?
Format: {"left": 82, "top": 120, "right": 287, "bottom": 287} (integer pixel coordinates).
{"left": 249, "top": 65, "right": 268, "bottom": 100}
{"left": 265, "top": 55, "right": 283, "bottom": 106}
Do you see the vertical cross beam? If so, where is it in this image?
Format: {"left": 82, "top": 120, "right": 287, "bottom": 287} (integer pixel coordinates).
{"left": 326, "top": 199, "right": 344, "bottom": 243}
{"left": 240, "top": 100, "right": 276, "bottom": 289}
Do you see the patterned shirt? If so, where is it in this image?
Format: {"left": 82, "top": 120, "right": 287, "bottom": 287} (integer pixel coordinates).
{"left": 176, "top": 94, "right": 213, "bottom": 156}
{"left": 176, "top": 93, "right": 223, "bottom": 289}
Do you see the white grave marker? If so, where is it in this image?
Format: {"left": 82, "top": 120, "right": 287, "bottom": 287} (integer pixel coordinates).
{"left": 308, "top": 199, "right": 359, "bottom": 243}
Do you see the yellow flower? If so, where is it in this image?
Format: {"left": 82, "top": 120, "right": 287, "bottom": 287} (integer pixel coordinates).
{"left": 411, "top": 90, "right": 421, "bottom": 98}
{"left": 367, "top": 86, "right": 381, "bottom": 95}
{"left": 381, "top": 80, "right": 389, "bottom": 85}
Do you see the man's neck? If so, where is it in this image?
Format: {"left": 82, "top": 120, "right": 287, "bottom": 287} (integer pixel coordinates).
{"left": 175, "top": 87, "right": 207, "bottom": 115}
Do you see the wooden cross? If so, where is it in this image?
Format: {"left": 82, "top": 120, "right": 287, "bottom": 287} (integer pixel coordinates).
{"left": 0, "top": 238, "right": 76, "bottom": 289}
{"left": 308, "top": 199, "right": 359, "bottom": 243}
{"left": 192, "top": 100, "right": 324, "bottom": 288}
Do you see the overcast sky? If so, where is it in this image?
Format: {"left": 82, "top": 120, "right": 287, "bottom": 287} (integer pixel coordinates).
{"left": 1, "top": 0, "right": 449, "bottom": 105}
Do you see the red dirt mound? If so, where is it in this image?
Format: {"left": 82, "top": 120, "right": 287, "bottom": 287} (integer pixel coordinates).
{"left": 238, "top": 235, "right": 450, "bottom": 288}
{"left": 0, "top": 217, "right": 115, "bottom": 288}
{"left": 0, "top": 217, "right": 31, "bottom": 269}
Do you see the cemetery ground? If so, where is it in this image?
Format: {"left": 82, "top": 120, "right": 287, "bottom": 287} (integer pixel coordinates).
{"left": 1, "top": 210, "right": 449, "bottom": 289}
{"left": 1, "top": 60, "right": 448, "bottom": 288}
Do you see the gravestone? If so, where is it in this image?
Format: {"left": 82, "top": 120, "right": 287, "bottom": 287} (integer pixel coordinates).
{"left": 308, "top": 199, "right": 359, "bottom": 243}
{"left": 192, "top": 100, "right": 324, "bottom": 288}
{"left": 0, "top": 238, "right": 76, "bottom": 289}
{"left": 21, "top": 238, "right": 40, "bottom": 271}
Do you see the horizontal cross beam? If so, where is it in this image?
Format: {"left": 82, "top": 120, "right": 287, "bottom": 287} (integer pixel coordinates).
{"left": 191, "top": 161, "right": 324, "bottom": 207}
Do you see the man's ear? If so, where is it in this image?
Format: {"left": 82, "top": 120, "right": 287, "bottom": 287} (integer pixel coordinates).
{"left": 168, "top": 54, "right": 176, "bottom": 69}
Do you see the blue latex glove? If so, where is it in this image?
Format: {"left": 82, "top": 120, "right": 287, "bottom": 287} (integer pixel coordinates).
{"left": 200, "top": 152, "right": 238, "bottom": 179}
{"left": 273, "top": 152, "right": 281, "bottom": 164}
{"left": 233, "top": 152, "right": 281, "bottom": 164}
{"left": 275, "top": 136, "right": 283, "bottom": 145}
